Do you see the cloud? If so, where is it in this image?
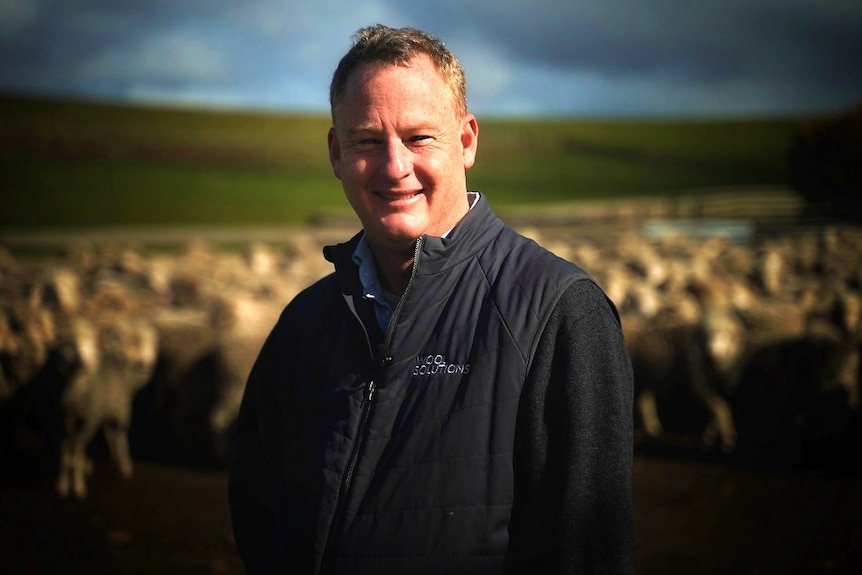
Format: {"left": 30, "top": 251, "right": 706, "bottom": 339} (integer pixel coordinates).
{"left": 393, "top": 0, "right": 862, "bottom": 114}
{"left": 0, "top": 0, "right": 859, "bottom": 116}
{"left": 83, "top": 29, "right": 228, "bottom": 85}
{"left": 0, "top": 0, "right": 41, "bottom": 41}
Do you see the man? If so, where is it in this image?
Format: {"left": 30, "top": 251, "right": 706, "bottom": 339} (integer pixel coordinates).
{"left": 229, "top": 24, "right": 633, "bottom": 574}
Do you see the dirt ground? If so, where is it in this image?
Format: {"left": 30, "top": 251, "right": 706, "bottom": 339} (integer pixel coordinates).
{"left": 1, "top": 453, "right": 861, "bottom": 575}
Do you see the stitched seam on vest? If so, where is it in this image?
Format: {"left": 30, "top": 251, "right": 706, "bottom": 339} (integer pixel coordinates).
{"left": 524, "top": 276, "right": 595, "bottom": 375}
{"left": 353, "top": 501, "right": 512, "bottom": 516}
{"left": 475, "top": 242, "right": 528, "bottom": 366}
{"left": 363, "top": 448, "right": 514, "bottom": 470}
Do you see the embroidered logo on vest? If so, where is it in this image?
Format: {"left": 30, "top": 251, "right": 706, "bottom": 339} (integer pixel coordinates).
{"left": 413, "top": 354, "right": 470, "bottom": 376}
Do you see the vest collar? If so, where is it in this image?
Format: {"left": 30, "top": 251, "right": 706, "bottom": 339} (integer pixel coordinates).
{"left": 323, "top": 193, "right": 504, "bottom": 284}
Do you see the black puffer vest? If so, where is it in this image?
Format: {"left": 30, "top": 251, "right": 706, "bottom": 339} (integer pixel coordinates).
{"left": 267, "top": 197, "right": 591, "bottom": 574}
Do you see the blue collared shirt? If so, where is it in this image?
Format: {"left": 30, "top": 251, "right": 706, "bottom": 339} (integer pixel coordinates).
{"left": 352, "top": 234, "right": 401, "bottom": 332}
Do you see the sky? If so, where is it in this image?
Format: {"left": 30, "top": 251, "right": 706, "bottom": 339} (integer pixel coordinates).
{"left": 1, "top": 0, "right": 861, "bottom": 118}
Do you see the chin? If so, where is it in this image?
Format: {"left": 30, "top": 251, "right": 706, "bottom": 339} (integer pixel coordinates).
{"left": 372, "top": 215, "right": 428, "bottom": 243}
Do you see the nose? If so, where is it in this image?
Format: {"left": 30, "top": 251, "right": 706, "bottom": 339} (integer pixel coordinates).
{"left": 382, "top": 140, "right": 412, "bottom": 180}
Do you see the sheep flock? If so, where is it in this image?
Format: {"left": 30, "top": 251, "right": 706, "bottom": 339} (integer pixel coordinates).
{"left": 2, "top": 213, "right": 861, "bottom": 498}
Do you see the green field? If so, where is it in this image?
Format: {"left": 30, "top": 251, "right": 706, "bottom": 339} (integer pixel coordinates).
{"left": 1, "top": 93, "right": 804, "bottom": 229}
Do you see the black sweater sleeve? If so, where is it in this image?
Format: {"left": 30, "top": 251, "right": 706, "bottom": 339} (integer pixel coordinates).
{"left": 228, "top": 319, "right": 287, "bottom": 575}
{"left": 505, "top": 279, "right": 634, "bottom": 574}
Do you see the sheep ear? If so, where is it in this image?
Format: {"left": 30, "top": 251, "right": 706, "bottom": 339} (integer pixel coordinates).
{"left": 28, "top": 283, "right": 44, "bottom": 309}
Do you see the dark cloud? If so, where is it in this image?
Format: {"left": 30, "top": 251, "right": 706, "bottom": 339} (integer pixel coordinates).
{"left": 391, "top": 1, "right": 745, "bottom": 78}
{"left": 1, "top": 0, "right": 859, "bottom": 116}
{"left": 742, "top": 4, "right": 862, "bottom": 91}
{"left": 394, "top": 0, "right": 862, "bottom": 113}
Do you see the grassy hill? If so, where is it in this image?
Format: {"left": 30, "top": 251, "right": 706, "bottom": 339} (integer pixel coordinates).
{"left": 1, "top": 93, "right": 805, "bottom": 229}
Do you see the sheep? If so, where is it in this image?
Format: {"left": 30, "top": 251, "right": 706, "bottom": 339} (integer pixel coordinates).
{"left": 55, "top": 312, "right": 159, "bottom": 498}
{"left": 0, "top": 299, "right": 57, "bottom": 399}
{"left": 208, "top": 294, "right": 277, "bottom": 442}
{"left": 53, "top": 315, "right": 101, "bottom": 498}
{"left": 37, "top": 266, "right": 83, "bottom": 317}
{"left": 0, "top": 309, "right": 19, "bottom": 400}
{"left": 1, "top": 217, "right": 858, "bottom": 475}
{"left": 626, "top": 310, "right": 747, "bottom": 453}
{"left": 140, "top": 306, "right": 219, "bottom": 464}
{"left": 732, "top": 332, "right": 861, "bottom": 469}
{"left": 756, "top": 244, "right": 788, "bottom": 297}
{"left": 146, "top": 291, "right": 277, "bottom": 466}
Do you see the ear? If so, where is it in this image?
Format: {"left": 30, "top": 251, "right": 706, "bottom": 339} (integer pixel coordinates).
{"left": 328, "top": 126, "right": 342, "bottom": 180}
{"left": 460, "top": 114, "right": 479, "bottom": 170}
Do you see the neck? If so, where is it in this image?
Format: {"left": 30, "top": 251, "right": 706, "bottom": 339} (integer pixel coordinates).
{"left": 369, "top": 240, "right": 416, "bottom": 295}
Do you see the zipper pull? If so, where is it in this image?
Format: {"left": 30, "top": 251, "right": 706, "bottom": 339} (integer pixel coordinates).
{"left": 376, "top": 344, "right": 393, "bottom": 367}
{"left": 365, "top": 380, "right": 376, "bottom": 404}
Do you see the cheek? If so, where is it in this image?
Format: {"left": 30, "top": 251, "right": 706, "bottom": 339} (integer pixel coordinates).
{"left": 338, "top": 157, "right": 370, "bottom": 184}
{"left": 414, "top": 152, "right": 451, "bottom": 184}
{"left": 351, "top": 153, "right": 378, "bottom": 176}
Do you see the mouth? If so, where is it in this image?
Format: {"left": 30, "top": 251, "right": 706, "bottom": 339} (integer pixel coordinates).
{"left": 376, "top": 190, "right": 422, "bottom": 201}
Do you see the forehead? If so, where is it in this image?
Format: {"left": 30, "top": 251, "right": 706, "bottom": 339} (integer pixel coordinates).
{"left": 337, "top": 55, "right": 457, "bottom": 122}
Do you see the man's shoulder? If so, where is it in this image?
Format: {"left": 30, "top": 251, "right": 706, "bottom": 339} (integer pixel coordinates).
{"left": 475, "top": 226, "right": 599, "bottom": 324}
{"left": 279, "top": 272, "right": 340, "bottom": 320}
{"left": 496, "top": 226, "right": 592, "bottom": 284}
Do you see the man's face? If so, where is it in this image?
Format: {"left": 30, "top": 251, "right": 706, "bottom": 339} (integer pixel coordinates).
{"left": 328, "top": 55, "right": 478, "bottom": 253}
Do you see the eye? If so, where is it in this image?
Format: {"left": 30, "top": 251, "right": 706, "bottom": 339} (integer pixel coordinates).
{"left": 408, "top": 135, "right": 432, "bottom": 145}
{"left": 355, "top": 137, "right": 382, "bottom": 149}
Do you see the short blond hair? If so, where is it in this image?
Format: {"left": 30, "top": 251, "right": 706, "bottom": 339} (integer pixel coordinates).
{"left": 329, "top": 24, "right": 468, "bottom": 123}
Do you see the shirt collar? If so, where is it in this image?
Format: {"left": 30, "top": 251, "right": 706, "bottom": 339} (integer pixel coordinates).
{"left": 352, "top": 190, "right": 481, "bottom": 274}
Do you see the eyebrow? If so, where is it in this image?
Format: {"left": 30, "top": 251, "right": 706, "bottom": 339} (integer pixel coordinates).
{"left": 345, "top": 123, "right": 378, "bottom": 134}
{"left": 345, "top": 122, "right": 439, "bottom": 137}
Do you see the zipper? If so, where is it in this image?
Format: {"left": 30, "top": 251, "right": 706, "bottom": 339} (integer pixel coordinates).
{"left": 382, "top": 235, "right": 424, "bottom": 345}
{"left": 339, "top": 379, "right": 376, "bottom": 503}
{"left": 341, "top": 236, "right": 422, "bottom": 495}
{"left": 320, "top": 378, "right": 376, "bottom": 574}
{"left": 321, "top": 236, "right": 422, "bottom": 572}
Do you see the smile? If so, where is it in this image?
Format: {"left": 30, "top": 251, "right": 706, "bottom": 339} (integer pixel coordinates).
{"left": 378, "top": 191, "right": 421, "bottom": 201}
